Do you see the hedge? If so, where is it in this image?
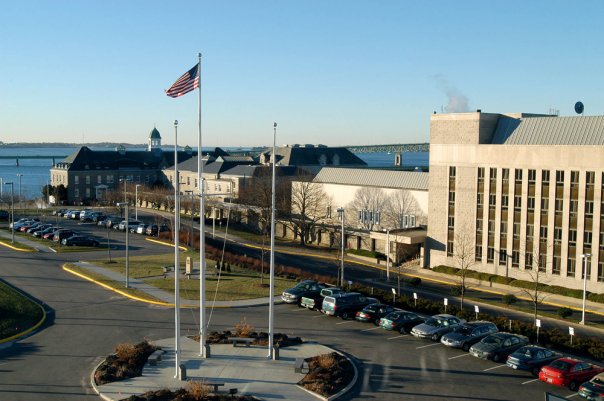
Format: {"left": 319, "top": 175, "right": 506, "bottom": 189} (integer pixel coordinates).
{"left": 347, "top": 248, "right": 386, "bottom": 260}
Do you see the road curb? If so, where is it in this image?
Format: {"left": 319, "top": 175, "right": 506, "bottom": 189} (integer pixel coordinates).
{"left": 0, "top": 279, "right": 47, "bottom": 345}
{"left": 0, "top": 239, "right": 36, "bottom": 252}
{"left": 145, "top": 237, "right": 188, "bottom": 251}
{"left": 90, "top": 357, "right": 113, "bottom": 401}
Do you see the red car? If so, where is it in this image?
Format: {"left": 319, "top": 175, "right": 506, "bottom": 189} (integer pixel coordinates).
{"left": 539, "top": 357, "right": 604, "bottom": 391}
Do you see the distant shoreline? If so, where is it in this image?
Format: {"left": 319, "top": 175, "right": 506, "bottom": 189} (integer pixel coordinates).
{"left": 0, "top": 142, "right": 144, "bottom": 148}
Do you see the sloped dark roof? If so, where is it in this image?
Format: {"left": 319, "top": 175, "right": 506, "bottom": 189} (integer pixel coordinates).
{"left": 149, "top": 127, "right": 161, "bottom": 139}
{"left": 260, "top": 145, "right": 367, "bottom": 166}
{"left": 57, "top": 146, "right": 194, "bottom": 171}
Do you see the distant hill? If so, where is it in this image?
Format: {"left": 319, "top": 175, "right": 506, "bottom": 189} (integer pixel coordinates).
{"left": 0, "top": 142, "right": 146, "bottom": 148}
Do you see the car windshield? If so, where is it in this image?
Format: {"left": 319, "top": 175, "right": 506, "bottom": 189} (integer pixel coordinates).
{"left": 549, "top": 360, "right": 571, "bottom": 371}
{"left": 482, "top": 336, "right": 502, "bottom": 345}
{"left": 425, "top": 318, "right": 444, "bottom": 327}
{"left": 517, "top": 348, "right": 534, "bottom": 358}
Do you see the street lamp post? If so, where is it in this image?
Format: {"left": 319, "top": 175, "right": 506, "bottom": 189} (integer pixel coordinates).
{"left": 385, "top": 228, "right": 390, "bottom": 281}
{"left": 337, "top": 207, "right": 345, "bottom": 288}
{"left": 580, "top": 253, "right": 591, "bottom": 325}
{"left": 135, "top": 184, "right": 142, "bottom": 220}
{"left": 117, "top": 202, "right": 130, "bottom": 288}
{"left": 184, "top": 190, "right": 194, "bottom": 246}
{"left": 4, "top": 182, "right": 14, "bottom": 243}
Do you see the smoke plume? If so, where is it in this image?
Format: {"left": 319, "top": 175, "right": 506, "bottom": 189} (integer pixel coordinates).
{"left": 433, "top": 74, "right": 470, "bottom": 113}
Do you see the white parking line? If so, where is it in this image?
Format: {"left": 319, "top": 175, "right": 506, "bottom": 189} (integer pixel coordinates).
{"left": 291, "top": 308, "right": 307, "bottom": 312}
{"left": 336, "top": 321, "right": 355, "bottom": 325}
{"left": 416, "top": 343, "right": 441, "bottom": 349}
{"left": 361, "top": 327, "right": 381, "bottom": 332}
{"left": 448, "top": 354, "right": 470, "bottom": 360}
{"left": 566, "top": 394, "right": 579, "bottom": 398}
{"left": 312, "top": 315, "right": 327, "bottom": 319}
{"left": 388, "top": 335, "right": 407, "bottom": 340}
{"left": 521, "top": 378, "right": 539, "bottom": 385}
{"left": 483, "top": 365, "right": 506, "bottom": 372}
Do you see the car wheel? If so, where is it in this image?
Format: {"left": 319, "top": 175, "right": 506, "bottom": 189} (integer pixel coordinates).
{"left": 399, "top": 327, "right": 407, "bottom": 334}
{"left": 531, "top": 367, "right": 540, "bottom": 377}
{"left": 462, "top": 343, "right": 470, "bottom": 352}
{"left": 569, "top": 381, "right": 578, "bottom": 391}
{"left": 374, "top": 318, "right": 380, "bottom": 326}
{"left": 492, "top": 353, "right": 501, "bottom": 363}
{"left": 431, "top": 333, "right": 439, "bottom": 341}
{"left": 341, "top": 311, "right": 350, "bottom": 320}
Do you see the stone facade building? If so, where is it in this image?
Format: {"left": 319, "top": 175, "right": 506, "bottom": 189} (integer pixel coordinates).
{"left": 427, "top": 111, "right": 604, "bottom": 292}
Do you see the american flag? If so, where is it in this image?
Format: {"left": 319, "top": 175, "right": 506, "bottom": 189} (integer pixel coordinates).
{"left": 165, "top": 63, "right": 200, "bottom": 98}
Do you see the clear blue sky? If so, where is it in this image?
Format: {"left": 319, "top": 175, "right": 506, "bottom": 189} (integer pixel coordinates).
{"left": 1, "top": 1, "right": 602, "bottom": 148}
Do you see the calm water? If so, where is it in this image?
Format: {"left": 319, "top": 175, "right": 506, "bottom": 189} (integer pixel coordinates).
{"left": 0, "top": 146, "right": 429, "bottom": 200}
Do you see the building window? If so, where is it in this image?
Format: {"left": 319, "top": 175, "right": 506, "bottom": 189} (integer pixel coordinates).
{"left": 449, "top": 166, "right": 456, "bottom": 178}
{"left": 556, "top": 170, "right": 564, "bottom": 184}
{"left": 586, "top": 171, "right": 595, "bottom": 187}
{"left": 542, "top": 170, "right": 550, "bottom": 184}
{"left": 85, "top": 176, "right": 90, "bottom": 185}
{"left": 145, "top": 176, "right": 150, "bottom": 183}
{"left": 487, "top": 247, "right": 495, "bottom": 262}
{"left": 447, "top": 241, "right": 454, "bottom": 256}
{"left": 97, "top": 175, "right": 102, "bottom": 184}
{"left": 477, "top": 193, "right": 484, "bottom": 206}
{"left": 527, "top": 224, "right": 534, "bottom": 239}
{"left": 85, "top": 188, "right": 90, "bottom": 198}
{"left": 475, "top": 245, "right": 482, "bottom": 261}
{"left": 570, "top": 171, "right": 580, "bottom": 185}
{"left": 540, "top": 225, "right": 548, "bottom": 238}
{"left": 501, "top": 194, "right": 509, "bottom": 209}
{"left": 554, "top": 227, "right": 563, "bottom": 243}
{"left": 499, "top": 251, "right": 507, "bottom": 266}
{"left": 502, "top": 168, "right": 510, "bottom": 186}
{"left": 476, "top": 219, "right": 483, "bottom": 233}
{"left": 584, "top": 231, "right": 593, "bottom": 245}
{"left": 187, "top": 177, "right": 191, "bottom": 186}
{"left": 525, "top": 253, "right": 533, "bottom": 269}
{"left": 136, "top": 176, "right": 141, "bottom": 183}
{"left": 513, "top": 222, "right": 520, "bottom": 238}
{"left": 567, "top": 256, "right": 576, "bottom": 277}
{"left": 598, "top": 261, "right": 604, "bottom": 282}
{"left": 515, "top": 169, "right": 523, "bottom": 183}
{"left": 74, "top": 176, "right": 79, "bottom": 185}
{"left": 448, "top": 216, "right": 455, "bottom": 229}
{"left": 555, "top": 199, "right": 563, "bottom": 214}
{"left": 488, "top": 221, "right": 495, "bottom": 234}
{"left": 514, "top": 195, "right": 522, "bottom": 210}
{"left": 553, "top": 256, "right": 561, "bottom": 275}
{"left": 585, "top": 201, "right": 594, "bottom": 216}
{"left": 500, "top": 221, "right": 508, "bottom": 234}
{"left": 108, "top": 175, "right": 114, "bottom": 184}
{"left": 527, "top": 196, "right": 535, "bottom": 211}
{"left": 541, "top": 197, "right": 549, "bottom": 211}
{"left": 449, "top": 191, "right": 455, "bottom": 204}
{"left": 528, "top": 169, "right": 536, "bottom": 183}
{"left": 489, "top": 194, "right": 497, "bottom": 206}
{"left": 478, "top": 167, "right": 485, "bottom": 182}
{"left": 74, "top": 188, "right": 79, "bottom": 198}
{"left": 569, "top": 229, "right": 577, "bottom": 245}
{"left": 570, "top": 200, "right": 578, "bottom": 214}
{"left": 512, "top": 251, "right": 520, "bottom": 267}
{"left": 490, "top": 168, "right": 497, "bottom": 181}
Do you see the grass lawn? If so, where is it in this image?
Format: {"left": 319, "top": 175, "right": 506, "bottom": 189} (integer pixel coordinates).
{"left": 87, "top": 253, "right": 297, "bottom": 301}
{"left": 0, "top": 280, "right": 44, "bottom": 340}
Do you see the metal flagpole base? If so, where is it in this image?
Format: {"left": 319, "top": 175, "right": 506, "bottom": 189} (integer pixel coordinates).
{"left": 202, "top": 344, "right": 211, "bottom": 358}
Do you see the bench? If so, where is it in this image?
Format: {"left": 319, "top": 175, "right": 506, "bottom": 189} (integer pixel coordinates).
{"left": 204, "top": 380, "right": 225, "bottom": 392}
{"left": 227, "top": 337, "right": 255, "bottom": 347}
{"left": 148, "top": 349, "right": 165, "bottom": 366}
{"left": 294, "top": 357, "right": 307, "bottom": 373}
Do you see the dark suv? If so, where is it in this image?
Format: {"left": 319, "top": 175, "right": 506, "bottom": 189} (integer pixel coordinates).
{"left": 322, "top": 292, "right": 378, "bottom": 319}
{"left": 281, "top": 280, "right": 326, "bottom": 304}
{"left": 441, "top": 321, "right": 499, "bottom": 351}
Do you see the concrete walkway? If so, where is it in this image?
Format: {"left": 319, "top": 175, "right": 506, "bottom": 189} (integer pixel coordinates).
{"left": 0, "top": 229, "right": 53, "bottom": 252}
{"left": 95, "top": 338, "right": 343, "bottom": 401}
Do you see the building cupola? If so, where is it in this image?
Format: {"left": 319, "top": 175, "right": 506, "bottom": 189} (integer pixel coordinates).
{"left": 148, "top": 127, "right": 162, "bottom": 151}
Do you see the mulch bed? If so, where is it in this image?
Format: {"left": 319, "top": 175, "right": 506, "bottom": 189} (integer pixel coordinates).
{"left": 192, "top": 331, "right": 303, "bottom": 348}
{"left": 125, "top": 388, "right": 257, "bottom": 401}
{"left": 95, "top": 340, "right": 158, "bottom": 385}
{"left": 298, "top": 352, "right": 355, "bottom": 397}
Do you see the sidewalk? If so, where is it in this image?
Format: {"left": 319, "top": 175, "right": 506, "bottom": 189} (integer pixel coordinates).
{"left": 0, "top": 229, "right": 52, "bottom": 252}
{"left": 68, "top": 261, "right": 284, "bottom": 308}
{"left": 94, "top": 338, "right": 350, "bottom": 401}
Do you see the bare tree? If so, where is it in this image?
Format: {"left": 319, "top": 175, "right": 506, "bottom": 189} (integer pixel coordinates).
{"left": 285, "top": 173, "right": 332, "bottom": 246}
{"left": 383, "top": 190, "right": 424, "bottom": 229}
{"left": 520, "top": 251, "right": 550, "bottom": 323}
{"left": 348, "top": 187, "right": 387, "bottom": 230}
{"left": 452, "top": 227, "right": 476, "bottom": 310}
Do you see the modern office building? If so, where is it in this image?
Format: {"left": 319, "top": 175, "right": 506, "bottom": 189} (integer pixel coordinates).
{"left": 427, "top": 111, "right": 604, "bottom": 292}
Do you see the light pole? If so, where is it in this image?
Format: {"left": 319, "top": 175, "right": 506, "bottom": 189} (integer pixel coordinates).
{"left": 337, "top": 207, "right": 345, "bottom": 288}
{"left": 117, "top": 202, "right": 130, "bottom": 288}
{"left": 16, "top": 174, "right": 22, "bottom": 209}
{"left": 580, "top": 253, "right": 591, "bottom": 325}
{"left": 385, "top": 228, "right": 391, "bottom": 280}
{"left": 135, "top": 184, "right": 142, "bottom": 220}
{"left": 184, "top": 190, "right": 194, "bottom": 246}
{"left": 4, "top": 182, "right": 14, "bottom": 243}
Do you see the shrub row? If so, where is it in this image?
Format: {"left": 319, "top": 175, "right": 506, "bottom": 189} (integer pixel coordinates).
{"left": 347, "top": 248, "right": 386, "bottom": 260}
{"left": 432, "top": 265, "right": 604, "bottom": 304}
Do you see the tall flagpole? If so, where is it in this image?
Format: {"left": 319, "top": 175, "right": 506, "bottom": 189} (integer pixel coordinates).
{"left": 268, "top": 122, "right": 277, "bottom": 359}
{"left": 197, "top": 53, "right": 208, "bottom": 358}
{"left": 174, "top": 120, "right": 182, "bottom": 378}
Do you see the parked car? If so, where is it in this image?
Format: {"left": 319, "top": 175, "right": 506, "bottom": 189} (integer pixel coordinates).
{"left": 578, "top": 372, "right": 604, "bottom": 400}
{"left": 82, "top": 211, "right": 103, "bottom": 222}
{"left": 355, "top": 303, "right": 396, "bottom": 325}
{"left": 36, "top": 226, "right": 58, "bottom": 238}
{"left": 146, "top": 224, "right": 169, "bottom": 236}
{"left": 281, "top": 280, "right": 326, "bottom": 304}
{"left": 92, "top": 213, "right": 106, "bottom": 222}
{"left": 118, "top": 219, "right": 142, "bottom": 231}
{"left": 21, "top": 222, "right": 43, "bottom": 232}
{"left": 469, "top": 332, "right": 529, "bottom": 362}
{"left": 379, "top": 310, "right": 425, "bottom": 334}
{"left": 539, "top": 358, "right": 604, "bottom": 391}
{"left": 410, "top": 314, "right": 465, "bottom": 341}
{"left": 136, "top": 224, "right": 150, "bottom": 234}
{"left": 506, "top": 345, "right": 560, "bottom": 376}
{"left": 102, "top": 216, "right": 120, "bottom": 227}
{"left": 300, "top": 287, "right": 344, "bottom": 310}
{"left": 68, "top": 210, "right": 81, "bottom": 219}
{"left": 321, "top": 292, "right": 378, "bottom": 319}
{"left": 62, "top": 235, "right": 99, "bottom": 247}
{"left": 52, "top": 209, "right": 66, "bottom": 216}
{"left": 78, "top": 209, "right": 94, "bottom": 220}
{"left": 0, "top": 210, "right": 9, "bottom": 220}
{"left": 53, "top": 229, "right": 77, "bottom": 242}
{"left": 29, "top": 224, "right": 52, "bottom": 235}
{"left": 441, "top": 321, "right": 499, "bottom": 351}
{"left": 43, "top": 229, "right": 63, "bottom": 240}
